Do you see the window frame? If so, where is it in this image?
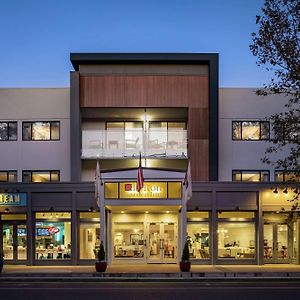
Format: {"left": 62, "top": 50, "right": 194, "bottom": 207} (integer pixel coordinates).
{"left": 22, "top": 170, "right": 60, "bottom": 183}
{"left": 0, "top": 121, "right": 18, "bottom": 141}
{"left": 232, "top": 120, "right": 270, "bottom": 141}
{"left": 22, "top": 121, "right": 60, "bottom": 141}
{"left": 0, "top": 170, "right": 17, "bottom": 182}
{"left": 274, "top": 170, "right": 300, "bottom": 183}
{"left": 232, "top": 170, "right": 270, "bottom": 182}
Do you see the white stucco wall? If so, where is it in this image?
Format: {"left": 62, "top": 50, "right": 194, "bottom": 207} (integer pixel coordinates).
{"left": 219, "top": 88, "right": 289, "bottom": 182}
{"left": 0, "top": 88, "right": 70, "bottom": 182}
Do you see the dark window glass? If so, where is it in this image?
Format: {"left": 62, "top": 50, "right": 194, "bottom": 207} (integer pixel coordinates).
{"left": 22, "top": 123, "right": 32, "bottom": 140}
{"left": 232, "top": 122, "right": 241, "bottom": 140}
{"left": 275, "top": 171, "right": 300, "bottom": 183}
{"left": 0, "top": 122, "right": 17, "bottom": 141}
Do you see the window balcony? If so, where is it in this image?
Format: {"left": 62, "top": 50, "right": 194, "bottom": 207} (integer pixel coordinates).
{"left": 81, "top": 129, "right": 188, "bottom": 159}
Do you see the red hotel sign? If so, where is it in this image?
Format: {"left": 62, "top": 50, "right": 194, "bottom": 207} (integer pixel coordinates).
{"left": 48, "top": 227, "right": 60, "bottom": 234}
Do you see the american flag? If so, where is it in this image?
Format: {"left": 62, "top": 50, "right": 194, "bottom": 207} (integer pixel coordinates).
{"left": 137, "top": 153, "right": 144, "bottom": 192}
{"left": 95, "top": 159, "right": 101, "bottom": 207}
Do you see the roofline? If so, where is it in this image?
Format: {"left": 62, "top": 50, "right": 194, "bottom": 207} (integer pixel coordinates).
{"left": 70, "top": 53, "right": 219, "bottom": 71}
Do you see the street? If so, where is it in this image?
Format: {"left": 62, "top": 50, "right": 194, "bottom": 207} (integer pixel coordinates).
{"left": 1, "top": 280, "right": 300, "bottom": 300}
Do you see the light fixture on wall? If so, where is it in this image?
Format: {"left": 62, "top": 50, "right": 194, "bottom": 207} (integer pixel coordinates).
{"left": 49, "top": 207, "right": 54, "bottom": 212}
{"left": 4, "top": 208, "right": 9, "bottom": 213}
{"left": 273, "top": 187, "right": 278, "bottom": 194}
{"left": 235, "top": 206, "right": 240, "bottom": 212}
{"left": 89, "top": 206, "right": 94, "bottom": 212}
{"left": 294, "top": 188, "right": 298, "bottom": 194}
{"left": 283, "top": 187, "right": 288, "bottom": 194}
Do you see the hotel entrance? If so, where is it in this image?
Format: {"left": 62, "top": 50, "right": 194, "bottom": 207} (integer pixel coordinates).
{"left": 110, "top": 209, "right": 179, "bottom": 264}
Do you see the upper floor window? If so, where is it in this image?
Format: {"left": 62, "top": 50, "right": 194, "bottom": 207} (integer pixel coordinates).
{"left": 275, "top": 171, "right": 300, "bottom": 183}
{"left": 0, "top": 170, "right": 17, "bottom": 182}
{"left": 232, "top": 170, "right": 270, "bottom": 182}
{"left": 273, "top": 122, "right": 300, "bottom": 142}
{"left": 232, "top": 121, "right": 269, "bottom": 141}
{"left": 22, "top": 170, "right": 60, "bottom": 183}
{"left": 0, "top": 122, "right": 17, "bottom": 141}
{"left": 22, "top": 121, "right": 60, "bottom": 141}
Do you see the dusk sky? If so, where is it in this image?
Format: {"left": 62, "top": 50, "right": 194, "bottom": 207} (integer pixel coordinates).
{"left": 0, "top": 0, "right": 271, "bottom": 88}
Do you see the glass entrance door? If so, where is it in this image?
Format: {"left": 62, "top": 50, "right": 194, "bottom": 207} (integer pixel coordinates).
{"left": 2, "top": 222, "right": 27, "bottom": 262}
{"left": 147, "top": 222, "right": 177, "bottom": 263}
{"left": 264, "top": 224, "right": 289, "bottom": 263}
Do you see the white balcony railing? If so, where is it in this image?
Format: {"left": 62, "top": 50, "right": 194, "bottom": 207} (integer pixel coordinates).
{"left": 81, "top": 129, "right": 187, "bottom": 158}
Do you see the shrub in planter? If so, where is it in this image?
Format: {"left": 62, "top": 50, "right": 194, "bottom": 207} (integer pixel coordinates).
{"left": 95, "top": 241, "right": 107, "bottom": 272}
{"left": 180, "top": 241, "right": 191, "bottom": 272}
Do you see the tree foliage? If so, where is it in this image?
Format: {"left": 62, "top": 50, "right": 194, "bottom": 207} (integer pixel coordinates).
{"left": 250, "top": 0, "right": 300, "bottom": 209}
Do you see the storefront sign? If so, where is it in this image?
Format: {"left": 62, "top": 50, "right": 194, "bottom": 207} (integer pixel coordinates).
{"left": 104, "top": 181, "right": 182, "bottom": 199}
{"left": 48, "top": 227, "right": 60, "bottom": 234}
{"left": 0, "top": 193, "right": 27, "bottom": 206}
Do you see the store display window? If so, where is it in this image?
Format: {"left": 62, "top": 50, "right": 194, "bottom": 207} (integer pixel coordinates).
{"left": 35, "top": 212, "right": 71, "bottom": 260}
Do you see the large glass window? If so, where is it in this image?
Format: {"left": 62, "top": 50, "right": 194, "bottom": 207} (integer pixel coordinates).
{"left": 22, "top": 121, "right": 60, "bottom": 141}
{"left": 232, "top": 170, "right": 269, "bottom": 182}
{"left": 186, "top": 212, "right": 210, "bottom": 259}
{"left": 35, "top": 212, "right": 71, "bottom": 260}
{"left": 113, "top": 222, "right": 144, "bottom": 259}
{"left": 232, "top": 121, "right": 269, "bottom": 140}
{"left": 218, "top": 212, "right": 256, "bottom": 259}
{"left": 79, "top": 212, "right": 100, "bottom": 259}
{"left": 0, "top": 122, "right": 17, "bottom": 141}
{"left": 275, "top": 170, "right": 300, "bottom": 182}
{"left": 0, "top": 170, "right": 17, "bottom": 182}
{"left": 22, "top": 170, "right": 60, "bottom": 183}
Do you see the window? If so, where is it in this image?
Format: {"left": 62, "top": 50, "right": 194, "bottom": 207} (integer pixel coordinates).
{"left": 218, "top": 212, "right": 256, "bottom": 260}
{"left": 232, "top": 170, "right": 269, "bottom": 182}
{"left": 22, "top": 121, "right": 60, "bottom": 140}
{"left": 22, "top": 170, "right": 60, "bottom": 183}
{"left": 232, "top": 121, "right": 269, "bottom": 140}
{"left": 35, "top": 212, "right": 71, "bottom": 260}
{"left": 275, "top": 171, "right": 300, "bottom": 183}
{"left": 186, "top": 212, "right": 210, "bottom": 260}
{"left": 273, "top": 122, "right": 300, "bottom": 142}
{"left": 0, "top": 122, "right": 17, "bottom": 141}
{"left": 79, "top": 212, "right": 100, "bottom": 260}
{"left": 0, "top": 171, "right": 17, "bottom": 182}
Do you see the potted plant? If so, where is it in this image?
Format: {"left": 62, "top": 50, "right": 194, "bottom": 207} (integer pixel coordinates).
{"left": 179, "top": 240, "right": 191, "bottom": 272}
{"left": 95, "top": 241, "right": 107, "bottom": 272}
{"left": 0, "top": 250, "right": 4, "bottom": 273}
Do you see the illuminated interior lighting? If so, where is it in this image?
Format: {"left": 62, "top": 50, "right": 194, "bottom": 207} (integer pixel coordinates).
{"left": 145, "top": 211, "right": 149, "bottom": 214}
{"left": 121, "top": 211, "right": 125, "bottom": 214}
{"left": 166, "top": 211, "right": 170, "bottom": 214}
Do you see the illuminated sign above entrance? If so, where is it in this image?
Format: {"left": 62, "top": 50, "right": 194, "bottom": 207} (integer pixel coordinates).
{"left": 0, "top": 193, "right": 27, "bottom": 206}
{"left": 104, "top": 182, "right": 182, "bottom": 199}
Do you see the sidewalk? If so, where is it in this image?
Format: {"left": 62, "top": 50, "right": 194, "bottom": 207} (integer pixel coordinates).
{"left": 1, "top": 264, "right": 300, "bottom": 280}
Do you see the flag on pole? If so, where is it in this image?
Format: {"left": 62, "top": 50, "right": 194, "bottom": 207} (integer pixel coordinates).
{"left": 184, "top": 161, "right": 192, "bottom": 201}
{"left": 95, "top": 158, "right": 101, "bottom": 207}
{"left": 137, "top": 152, "right": 144, "bottom": 192}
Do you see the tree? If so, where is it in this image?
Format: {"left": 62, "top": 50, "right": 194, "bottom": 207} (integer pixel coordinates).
{"left": 250, "top": 0, "right": 300, "bottom": 210}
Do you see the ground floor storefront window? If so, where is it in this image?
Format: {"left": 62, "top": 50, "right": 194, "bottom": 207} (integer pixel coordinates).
{"left": 113, "top": 222, "right": 144, "bottom": 259}
{"left": 186, "top": 212, "right": 209, "bottom": 260}
{"left": 79, "top": 212, "right": 100, "bottom": 259}
{"left": 35, "top": 212, "right": 71, "bottom": 260}
{"left": 218, "top": 212, "right": 256, "bottom": 260}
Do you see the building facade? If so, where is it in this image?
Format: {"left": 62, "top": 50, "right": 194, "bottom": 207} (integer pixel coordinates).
{"left": 0, "top": 53, "right": 298, "bottom": 266}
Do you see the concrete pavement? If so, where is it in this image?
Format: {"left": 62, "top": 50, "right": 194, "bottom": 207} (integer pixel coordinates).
{"left": 1, "top": 264, "right": 300, "bottom": 279}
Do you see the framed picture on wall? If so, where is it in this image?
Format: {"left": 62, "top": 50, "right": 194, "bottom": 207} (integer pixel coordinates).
{"left": 130, "top": 234, "right": 140, "bottom": 245}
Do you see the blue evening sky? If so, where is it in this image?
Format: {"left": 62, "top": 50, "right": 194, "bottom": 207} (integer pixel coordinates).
{"left": 0, "top": 0, "right": 270, "bottom": 88}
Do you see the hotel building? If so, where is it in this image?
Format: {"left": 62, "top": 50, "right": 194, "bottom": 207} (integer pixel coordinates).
{"left": 0, "top": 53, "right": 299, "bottom": 266}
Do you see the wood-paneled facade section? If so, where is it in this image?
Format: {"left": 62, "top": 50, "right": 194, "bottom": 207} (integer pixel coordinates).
{"left": 80, "top": 75, "right": 209, "bottom": 181}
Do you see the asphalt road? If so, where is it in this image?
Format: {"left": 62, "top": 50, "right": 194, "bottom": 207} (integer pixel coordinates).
{"left": 1, "top": 281, "right": 300, "bottom": 300}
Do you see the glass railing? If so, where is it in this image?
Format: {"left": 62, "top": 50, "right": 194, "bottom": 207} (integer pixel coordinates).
{"left": 81, "top": 129, "right": 187, "bottom": 158}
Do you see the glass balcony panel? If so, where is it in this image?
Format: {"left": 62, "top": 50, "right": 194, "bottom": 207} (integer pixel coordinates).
{"left": 82, "top": 129, "right": 187, "bottom": 158}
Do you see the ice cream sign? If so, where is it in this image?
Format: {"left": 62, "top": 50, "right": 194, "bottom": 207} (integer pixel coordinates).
{"left": 48, "top": 227, "right": 60, "bottom": 235}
